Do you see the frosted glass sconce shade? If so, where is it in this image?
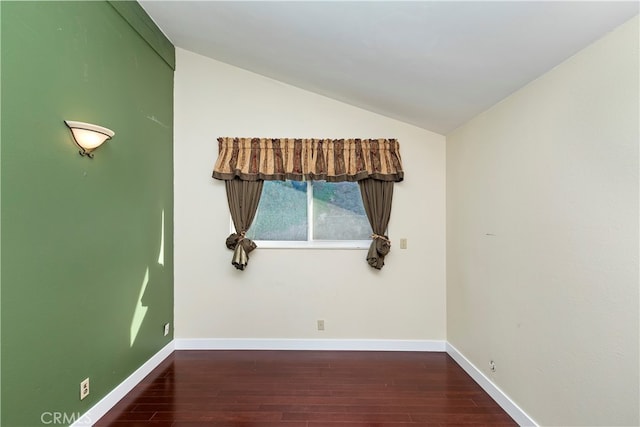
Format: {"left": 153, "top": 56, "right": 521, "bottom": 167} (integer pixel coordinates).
{"left": 65, "top": 120, "right": 115, "bottom": 158}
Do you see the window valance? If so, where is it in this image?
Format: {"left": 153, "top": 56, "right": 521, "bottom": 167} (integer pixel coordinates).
{"left": 212, "top": 137, "right": 404, "bottom": 182}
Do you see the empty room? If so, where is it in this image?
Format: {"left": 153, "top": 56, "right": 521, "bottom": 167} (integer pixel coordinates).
{"left": 1, "top": 1, "right": 638, "bottom": 426}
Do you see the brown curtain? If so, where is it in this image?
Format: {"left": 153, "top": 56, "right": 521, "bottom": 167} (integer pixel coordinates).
{"left": 359, "top": 179, "right": 394, "bottom": 270}
{"left": 213, "top": 138, "right": 403, "bottom": 183}
{"left": 225, "top": 178, "right": 264, "bottom": 270}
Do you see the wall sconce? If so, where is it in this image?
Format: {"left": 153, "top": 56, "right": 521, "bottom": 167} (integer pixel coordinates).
{"left": 64, "top": 120, "right": 115, "bottom": 158}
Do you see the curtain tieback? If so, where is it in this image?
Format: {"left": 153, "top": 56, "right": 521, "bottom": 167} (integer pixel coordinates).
{"left": 226, "top": 230, "right": 255, "bottom": 252}
{"left": 371, "top": 233, "right": 390, "bottom": 243}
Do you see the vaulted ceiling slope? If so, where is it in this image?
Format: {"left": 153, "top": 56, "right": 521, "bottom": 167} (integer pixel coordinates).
{"left": 139, "top": 1, "right": 639, "bottom": 134}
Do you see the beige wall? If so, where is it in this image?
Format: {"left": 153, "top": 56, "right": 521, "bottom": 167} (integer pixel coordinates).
{"left": 174, "top": 49, "right": 446, "bottom": 342}
{"left": 174, "top": 14, "right": 638, "bottom": 425}
{"left": 447, "top": 16, "right": 639, "bottom": 427}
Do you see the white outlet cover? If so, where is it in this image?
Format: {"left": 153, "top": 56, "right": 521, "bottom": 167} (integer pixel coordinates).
{"left": 80, "top": 378, "right": 90, "bottom": 400}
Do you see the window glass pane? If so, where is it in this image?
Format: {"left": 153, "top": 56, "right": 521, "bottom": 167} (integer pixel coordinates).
{"left": 312, "top": 181, "right": 372, "bottom": 240}
{"left": 246, "top": 181, "right": 307, "bottom": 241}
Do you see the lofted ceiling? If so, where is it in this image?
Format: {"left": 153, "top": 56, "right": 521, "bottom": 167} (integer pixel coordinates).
{"left": 139, "top": 1, "right": 639, "bottom": 134}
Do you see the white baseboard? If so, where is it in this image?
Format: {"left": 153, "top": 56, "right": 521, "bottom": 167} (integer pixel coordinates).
{"left": 446, "top": 342, "right": 538, "bottom": 427}
{"left": 175, "top": 338, "right": 446, "bottom": 352}
{"left": 71, "top": 341, "right": 174, "bottom": 427}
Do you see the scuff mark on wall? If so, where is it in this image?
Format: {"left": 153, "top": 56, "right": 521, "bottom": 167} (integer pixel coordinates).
{"left": 146, "top": 115, "right": 169, "bottom": 128}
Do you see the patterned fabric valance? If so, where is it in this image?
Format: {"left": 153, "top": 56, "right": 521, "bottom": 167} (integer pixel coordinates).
{"left": 212, "top": 137, "right": 404, "bottom": 182}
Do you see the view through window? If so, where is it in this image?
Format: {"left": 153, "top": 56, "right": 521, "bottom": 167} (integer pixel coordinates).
{"left": 244, "top": 180, "right": 372, "bottom": 246}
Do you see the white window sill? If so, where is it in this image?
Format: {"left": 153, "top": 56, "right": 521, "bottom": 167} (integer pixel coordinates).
{"left": 254, "top": 240, "right": 371, "bottom": 250}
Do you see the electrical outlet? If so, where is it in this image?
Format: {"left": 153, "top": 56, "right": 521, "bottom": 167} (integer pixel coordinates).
{"left": 163, "top": 323, "right": 170, "bottom": 336}
{"left": 80, "top": 378, "right": 90, "bottom": 400}
{"left": 489, "top": 360, "right": 496, "bottom": 372}
{"left": 317, "top": 319, "right": 325, "bottom": 331}
{"left": 400, "top": 238, "right": 408, "bottom": 249}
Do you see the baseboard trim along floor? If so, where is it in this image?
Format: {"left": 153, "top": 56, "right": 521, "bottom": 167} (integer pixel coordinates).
{"left": 446, "top": 342, "right": 538, "bottom": 427}
{"left": 70, "top": 341, "right": 174, "bottom": 427}
{"left": 174, "top": 338, "right": 446, "bottom": 352}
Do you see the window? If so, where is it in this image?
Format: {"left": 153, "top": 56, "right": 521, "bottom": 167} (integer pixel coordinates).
{"left": 215, "top": 137, "right": 403, "bottom": 269}
{"left": 243, "top": 180, "right": 372, "bottom": 249}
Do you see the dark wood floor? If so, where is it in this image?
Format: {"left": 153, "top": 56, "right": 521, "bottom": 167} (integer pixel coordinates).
{"left": 95, "top": 350, "right": 517, "bottom": 426}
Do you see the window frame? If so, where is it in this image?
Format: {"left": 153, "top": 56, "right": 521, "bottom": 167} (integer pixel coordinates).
{"left": 231, "top": 181, "right": 373, "bottom": 250}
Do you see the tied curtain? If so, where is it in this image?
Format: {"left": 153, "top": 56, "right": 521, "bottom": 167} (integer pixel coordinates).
{"left": 224, "top": 179, "right": 264, "bottom": 271}
{"left": 212, "top": 137, "right": 404, "bottom": 270}
{"left": 359, "top": 179, "right": 394, "bottom": 270}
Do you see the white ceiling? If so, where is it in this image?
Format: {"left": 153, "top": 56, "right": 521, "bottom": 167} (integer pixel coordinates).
{"left": 139, "top": 1, "right": 638, "bottom": 134}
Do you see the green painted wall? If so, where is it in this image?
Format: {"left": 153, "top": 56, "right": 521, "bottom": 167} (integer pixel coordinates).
{"left": 1, "top": 2, "right": 174, "bottom": 425}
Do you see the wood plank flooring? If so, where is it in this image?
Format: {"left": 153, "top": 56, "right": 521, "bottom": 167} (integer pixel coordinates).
{"left": 95, "top": 350, "right": 517, "bottom": 426}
